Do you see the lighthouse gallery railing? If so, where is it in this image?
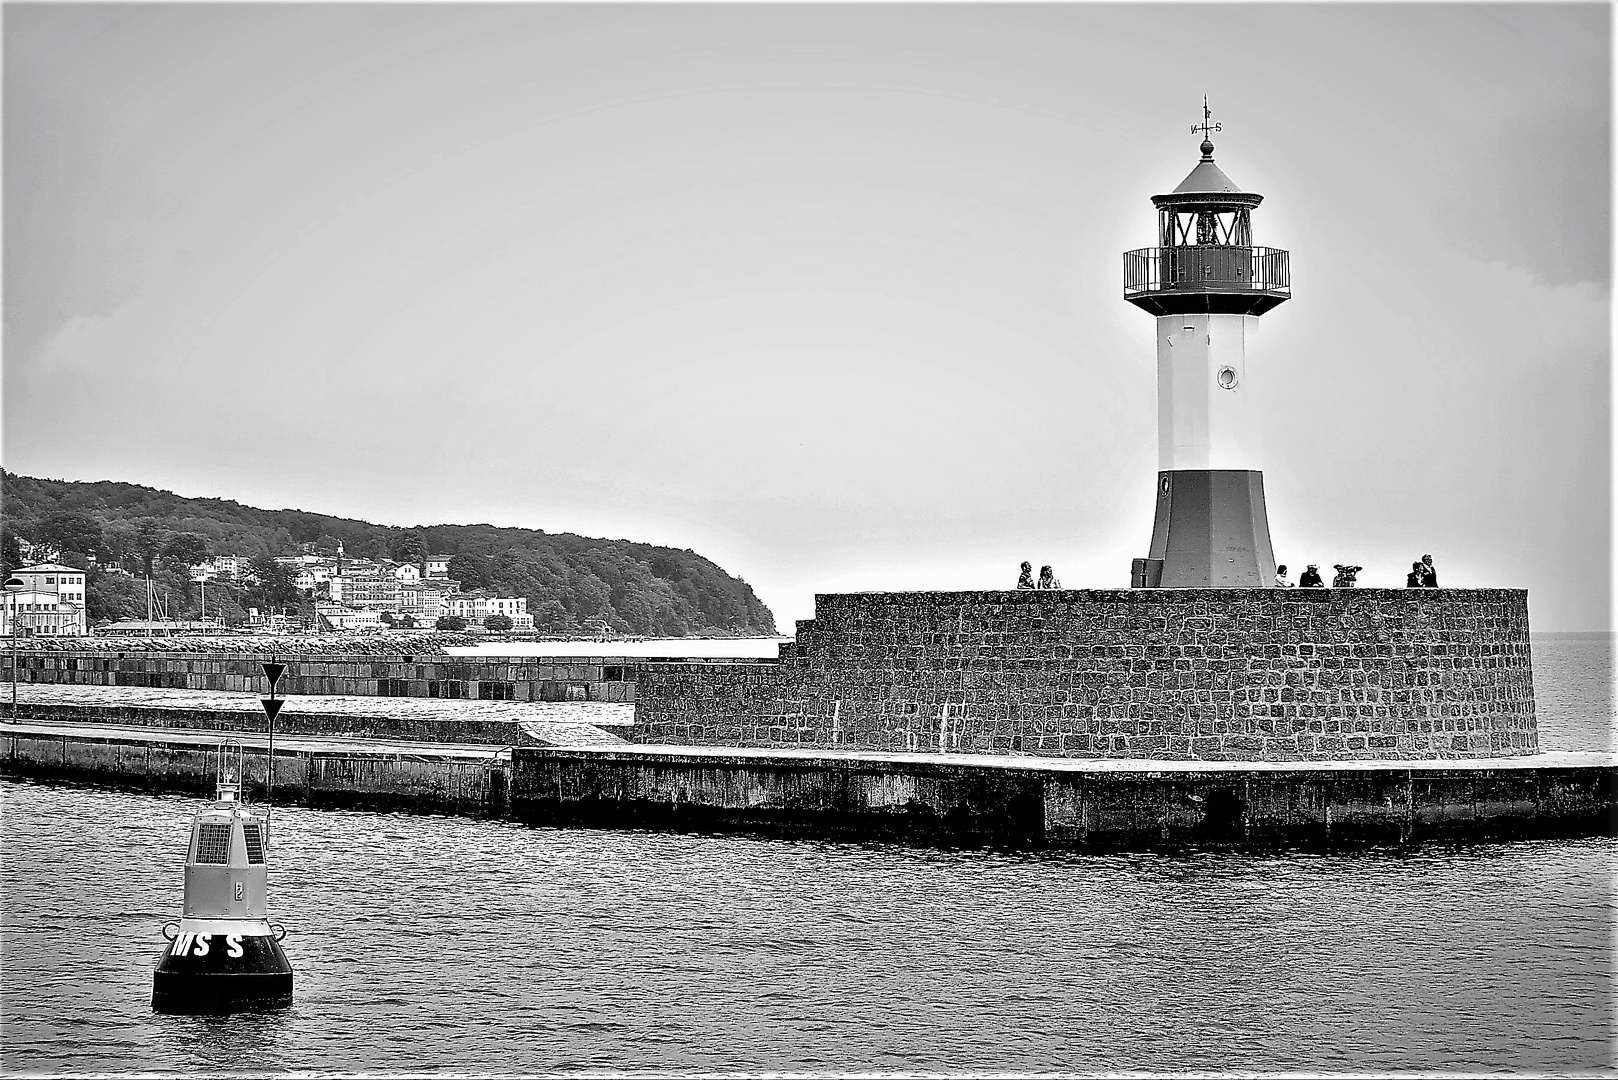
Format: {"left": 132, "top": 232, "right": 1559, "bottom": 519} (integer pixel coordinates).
{"left": 1123, "top": 246, "right": 1290, "bottom": 298}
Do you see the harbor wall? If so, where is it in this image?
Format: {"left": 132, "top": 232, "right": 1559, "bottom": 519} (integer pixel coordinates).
{"left": 10, "top": 700, "right": 552, "bottom": 747}
{"left": 507, "top": 748, "right": 1613, "bottom": 850}
{"left": 633, "top": 589, "right": 1538, "bottom": 761}
{"left": 2, "top": 729, "right": 508, "bottom": 815}
{"left": 2, "top": 651, "right": 641, "bottom": 702}
{"left": 6, "top": 728, "right": 1609, "bottom": 851}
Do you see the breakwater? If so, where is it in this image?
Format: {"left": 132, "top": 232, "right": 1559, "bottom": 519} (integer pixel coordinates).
{"left": 506, "top": 745, "right": 1613, "bottom": 849}
{"left": 6, "top": 721, "right": 1610, "bottom": 849}
{"left": 5, "top": 684, "right": 629, "bottom": 746}
{"left": 634, "top": 588, "right": 1537, "bottom": 760}
{"left": 6, "top": 706, "right": 1612, "bottom": 850}
{"left": 2, "top": 723, "right": 509, "bottom": 815}
{"left": 9, "top": 630, "right": 476, "bottom": 654}
{"left": 4, "top": 650, "right": 643, "bottom": 702}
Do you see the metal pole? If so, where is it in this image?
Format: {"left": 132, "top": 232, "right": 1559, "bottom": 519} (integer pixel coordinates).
{"left": 267, "top": 690, "right": 276, "bottom": 812}
{"left": 10, "top": 600, "right": 17, "bottom": 717}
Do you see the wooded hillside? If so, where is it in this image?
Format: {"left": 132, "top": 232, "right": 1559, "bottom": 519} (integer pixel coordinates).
{"left": 0, "top": 471, "right": 777, "bottom": 636}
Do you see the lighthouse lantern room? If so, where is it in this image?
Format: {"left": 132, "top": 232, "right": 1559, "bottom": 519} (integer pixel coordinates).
{"left": 1124, "top": 101, "right": 1291, "bottom": 588}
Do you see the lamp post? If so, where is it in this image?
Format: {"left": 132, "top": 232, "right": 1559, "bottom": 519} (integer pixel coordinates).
{"left": 5, "top": 576, "right": 27, "bottom": 716}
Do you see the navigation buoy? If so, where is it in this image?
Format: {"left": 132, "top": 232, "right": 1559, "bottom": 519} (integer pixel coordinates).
{"left": 151, "top": 739, "right": 294, "bottom": 1013}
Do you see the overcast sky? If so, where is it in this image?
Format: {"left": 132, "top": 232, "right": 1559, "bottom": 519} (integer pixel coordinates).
{"left": 4, "top": 3, "right": 1610, "bottom": 632}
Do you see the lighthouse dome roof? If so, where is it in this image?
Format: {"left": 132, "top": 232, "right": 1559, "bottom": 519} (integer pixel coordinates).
{"left": 1173, "top": 157, "right": 1242, "bottom": 195}
{"left": 1152, "top": 142, "right": 1264, "bottom": 209}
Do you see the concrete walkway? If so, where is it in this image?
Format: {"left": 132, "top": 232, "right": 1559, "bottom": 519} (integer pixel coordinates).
{"left": 1, "top": 717, "right": 514, "bottom": 761}
{"left": 4, "top": 683, "right": 631, "bottom": 747}
{"left": 528, "top": 741, "right": 1617, "bottom": 773}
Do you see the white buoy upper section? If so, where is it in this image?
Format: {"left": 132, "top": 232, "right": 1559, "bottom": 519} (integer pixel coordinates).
{"left": 182, "top": 742, "right": 271, "bottom": 920}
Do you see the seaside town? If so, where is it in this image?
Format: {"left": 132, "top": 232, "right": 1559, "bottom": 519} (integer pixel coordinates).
{"left": 0, "top": 538, "right": 534, "bottom": 639}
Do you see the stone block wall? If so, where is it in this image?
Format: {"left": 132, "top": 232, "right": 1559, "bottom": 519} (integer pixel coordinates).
{"left": 3, "top": 651, "right": 638, "bottom": 703}
{"left": 633, "top": 588, "right": 1537, "bottom": 761}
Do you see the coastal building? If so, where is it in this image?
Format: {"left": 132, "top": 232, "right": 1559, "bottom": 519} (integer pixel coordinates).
{"left": 209, "top": 555, "right": 248, "bottom": 579}
{"left": 425, "top": 555, "right": 452, "bottom": 579}
{"left": 11, "top": 563, "right": 87, "bottom": 609}
{"left": 2, "top": 562, "right": 88, "bottom": 636}
{"left": 1, "top": 589, "right": 86, "bottom": 637}
{"left": 329, "top": 574, "right": 400, "bottom": 610}
{"left": 315, "top": 603, "right": 385, "bottom": 631}
{"left": 399, "top": 580, "right": 456, "bottom": 624}
{"left": 194, "top": 554, "right": 254, "bottom": 583}
{"left": 444, "top": 592, "right": 533, "bottom": 629}
{"left": 245, "top": 609, "right": 299, "bottom": 633}
{"left": 292, "top": 566, "right": 333, "bottom": 591}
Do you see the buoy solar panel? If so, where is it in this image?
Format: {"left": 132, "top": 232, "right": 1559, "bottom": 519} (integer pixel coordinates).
{"left": 152, "top": 741, "right": 293, "bottom": 1013}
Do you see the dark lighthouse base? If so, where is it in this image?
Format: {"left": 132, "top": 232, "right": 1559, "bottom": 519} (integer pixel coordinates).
{"left": 1135, "top": 469, "right": 1277, "bottom": 588}
{"left": 152, "top": 933, "right": 294, "bottom": 1014}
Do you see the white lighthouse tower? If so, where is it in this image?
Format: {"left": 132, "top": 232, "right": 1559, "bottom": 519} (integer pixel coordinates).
{"left": 1126, "top": 103, "right": 1291, "bottom": 587}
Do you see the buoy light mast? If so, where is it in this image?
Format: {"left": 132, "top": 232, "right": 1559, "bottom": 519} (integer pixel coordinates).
{"left": 1125, "top": 101, "right": 1291, "bottom": 587}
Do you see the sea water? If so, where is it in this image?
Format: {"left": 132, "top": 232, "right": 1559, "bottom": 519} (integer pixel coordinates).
{"left": 2, "top": 634, "right": 1612, "bottom": 1073}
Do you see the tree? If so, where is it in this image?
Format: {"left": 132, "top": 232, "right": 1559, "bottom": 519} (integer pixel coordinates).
{"left": 435, "top": 615, "right": 467, "bottom": 631}
{"left": 389, "top": 529, "right": 428, "bottom": 567}
{"left": 246, "top": 555, "right": 302, "bottom": 609}
{"left": 484, "top": 613, "right": 513, "bottom": 631}
{"left": 446, "top": 552, "right": 487, "bottom": 590}
{"left": 86, "top": 567, "right": 146, "bottom": 624}
{"left": 398, "top": 614, "right": 417, "bottom": 629}
{"left": 0, "top": 526, "right": 21, "bottom": 576}
{"left": 36, "top": 511, "right": 103, "bottom": 559}
{"left": 162, "top": 532, "right": 210, "bottom": 568}
{"left": 135, "top": 520, "right": 163, "bottom": 579}
{"left": 379, "top": 612, "right": 397, "bottom": 627}
{"left": 529, "top": 599, "right": 576, "bottom": 631}
{"left": 100, "top": 521, "right": 140, "bottom": 571}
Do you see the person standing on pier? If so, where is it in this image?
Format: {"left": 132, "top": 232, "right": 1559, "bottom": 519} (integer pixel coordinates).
{"left": 1299, "top": 565, "right": 1324, "bottom": 588}
{"left": 1016, "top": 562, "right": 1035, "bottom": 590}
{"left": 1037, "top": 565, "right": 1059, "bottom": 589}
{"left": 1421, "top": 554, "right": 1439, "bottom": 587}
{"left": 1275, "top": 565, "right": 1294, "bottom": 588}
{"left": 1406, "top": 562, "right": 1427, "bottom": 588}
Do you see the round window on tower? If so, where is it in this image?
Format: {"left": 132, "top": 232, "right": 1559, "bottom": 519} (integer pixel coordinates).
{"left": 1216, "top": 366, "right": 1239, "bottom": 390}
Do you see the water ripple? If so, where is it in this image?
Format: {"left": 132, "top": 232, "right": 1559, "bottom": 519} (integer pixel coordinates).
{"left": 4, "top": 634, "right": 1616, "bottom": 1072}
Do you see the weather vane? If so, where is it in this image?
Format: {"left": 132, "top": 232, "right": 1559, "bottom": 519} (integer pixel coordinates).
{"left": 1191, "top": 96, "right": 1222, "bottom": 140}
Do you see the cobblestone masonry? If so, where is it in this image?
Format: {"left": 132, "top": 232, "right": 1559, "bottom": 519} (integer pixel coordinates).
{"left": 632, "top": 589, "right": 1538, "bottom": 761}
{"left": 2, "top": 651, "right": 641, "bottom": 703}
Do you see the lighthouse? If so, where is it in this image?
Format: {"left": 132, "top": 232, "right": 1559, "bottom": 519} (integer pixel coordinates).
{"left": 1125, "top": 103, "right": 1290, "bottom": 588}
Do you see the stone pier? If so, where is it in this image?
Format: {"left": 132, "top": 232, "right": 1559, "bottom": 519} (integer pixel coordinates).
{"left": 633, "top": 588, "right": 1537, "bottom": 761}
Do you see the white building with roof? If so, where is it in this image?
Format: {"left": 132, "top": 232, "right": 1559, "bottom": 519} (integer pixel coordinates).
{"left": 315, "top": 603, "right": 385, "bottom": 631}
{"left": 2, "top": 562, "right": 89, "bottom": 636}
{"left": 444, "top": 592, "right": 533, "bottom": 630}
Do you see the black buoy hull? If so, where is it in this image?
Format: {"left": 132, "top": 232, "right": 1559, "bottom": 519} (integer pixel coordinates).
{"left": 152, "top": 933, "right": 294, "bottom": 1014}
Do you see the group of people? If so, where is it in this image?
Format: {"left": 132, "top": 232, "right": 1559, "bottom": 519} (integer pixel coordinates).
{"left": 1406, "top": 554, "right": 1439, "bottom": 588}
{"left": 1015, "top": 561, "right": 1061, "bottom": 590}
{"left": 1274, "top": 564, "right": 1325, "bottom": 588}
{"left": 1272, "top": 554, "right": 1438, "bottom": 589}
{"left": 1010, "top": 556, "right": 1440, "bottom": 590}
